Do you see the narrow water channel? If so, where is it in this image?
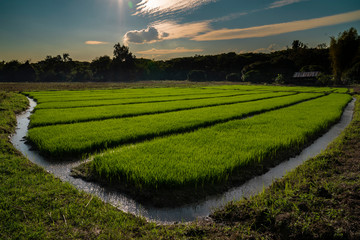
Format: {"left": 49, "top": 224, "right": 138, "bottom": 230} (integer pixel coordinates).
{"left": 11, "top": 97, "right": 355, "bottom": 223}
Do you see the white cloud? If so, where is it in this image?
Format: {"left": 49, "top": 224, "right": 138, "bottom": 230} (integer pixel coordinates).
{"left": 124, "top": 20, "right": 211, "bottom": 44}
{"left": 85, "top": 41, "right": 109, "bottom": 45}
{"left": 192, "top": 10, "right": 360, "bottom": 41}
{"left": 269, "top": 0, "right": 307, "bottom": 9}
{"left": 134, "top": 0, "right": 217, "bottom": 16}
{"left": 137, "top": 47, "right": 203, "bottom": 55}
{"left": 124, "top": 27, "right": 166, "bottom": 44}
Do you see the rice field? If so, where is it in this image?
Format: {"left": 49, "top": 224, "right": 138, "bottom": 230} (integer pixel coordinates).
{"left": 27, "top": 92, "right": 323, "bottom": 157}
{"left": 28, "top": 91, "right": 294, "bottom": 127}
{"left": 26, "top": 85, "right": 352, "bottom": 199}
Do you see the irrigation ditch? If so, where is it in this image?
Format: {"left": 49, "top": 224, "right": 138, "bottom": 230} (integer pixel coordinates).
{"left": 10, "top": 96, "right": 355, "bottom": 223}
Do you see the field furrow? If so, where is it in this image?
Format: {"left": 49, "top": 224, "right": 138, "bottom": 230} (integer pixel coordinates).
{"left": 27, "top": 93, "right": 323, "bottom": 157}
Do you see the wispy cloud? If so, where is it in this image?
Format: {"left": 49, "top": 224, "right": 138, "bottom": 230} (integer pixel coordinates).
{"left": 137, "top": 47, "right": 203, "bottom": 55}
{"left": 210, "top": 1, "right": 307, "bottom": 23}
{"left": 192, "top": 10, "right": 360, "bottom": 41}
{"left": 85, "top": 41, "right": 109, "bottom": 45}
{"left": 124, "top": 20, "right": 211, "bottom": 44}
{"left": 134, "top": 0, "right": 217, "bottom": 16}
{"left": 269, "top": 0, "right": 307, "bottom": 9}
{"left": 154, "top": 20, "right": 211, "bottom": 40}
{"left": 211, "top": 11, "right": 249, "bottom": 23}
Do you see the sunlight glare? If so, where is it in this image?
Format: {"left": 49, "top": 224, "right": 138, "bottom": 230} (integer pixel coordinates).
{"left": 109, "top": 0, "right": 134, "bottom": 10}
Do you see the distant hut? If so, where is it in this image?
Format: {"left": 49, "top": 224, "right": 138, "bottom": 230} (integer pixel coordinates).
{"left": 292, "top": 71, "right": 321, "bottom": 85}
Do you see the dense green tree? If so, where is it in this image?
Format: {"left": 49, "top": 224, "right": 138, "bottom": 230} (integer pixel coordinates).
{"left": 242, "top": 70, "right": 263, "bottom": 82}
{"left": 330, "top": 27, "right": 360, "bottom": 84}
{"left": 91, "top": 56, "right": 112, "bottom": 81}
{"left": 292, "top": 40, "right": 308, "bottom": 50}
{"left": 187, "top": 70, "right": 207, "bottom": 81}
{"left": 112, "top": 43, "right": 135, "bottom": 81}
{"left": 113, "top": 43, "right": 134, "bottom": 62}
{"left": 4, "top": 30, "right": 358, "bottom": 85}
{"left": 226, "top": 73, "right": 241, "bottom": 82}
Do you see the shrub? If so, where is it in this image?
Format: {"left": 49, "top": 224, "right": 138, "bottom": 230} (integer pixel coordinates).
{"left": 187, "top": 70, "right": 207, "bottom": 82}
{"left": 241, "top": 70, "right": 263, "bottom": 83}
{"left": 316, "top": 73, "right": 334, "bottom": 86}
{"left": 226, "top": 73, "right": 241, "bottom": 82}
{"left": 342, "top": 62, "right": 360, "bottom": 83}
{"left": 274, "top": 74, "right": 285, "bottom": 84}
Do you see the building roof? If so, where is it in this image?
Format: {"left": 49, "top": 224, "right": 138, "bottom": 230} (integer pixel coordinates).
{"left": 293, "top": 71, "right": 321, "bottom": 78}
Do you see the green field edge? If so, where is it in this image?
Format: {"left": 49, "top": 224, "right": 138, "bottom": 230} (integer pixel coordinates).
{"left": 28, "top": 92, "right": 297, "bottom": 128}
{"left": 27, "top": 93, "right": 325, "bottom": 159}
{"left": 73, "top": 94, "right": 351, "bottom": 207}
{"left": 1, "top": 89, "right": 358, "bottom": 239}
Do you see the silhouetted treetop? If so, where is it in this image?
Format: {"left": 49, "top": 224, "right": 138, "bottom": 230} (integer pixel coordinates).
{"left": 113, "top": 43, "right": 134, "bottom": 62}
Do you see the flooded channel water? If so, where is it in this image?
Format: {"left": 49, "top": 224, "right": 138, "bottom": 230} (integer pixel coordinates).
{"left": 11, "top": 97, "right": 355, "bottom": 223}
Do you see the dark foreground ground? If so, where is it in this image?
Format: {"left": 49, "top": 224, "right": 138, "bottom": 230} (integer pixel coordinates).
{"left": 0, "top": 83, "right": 359, "bottom": 239}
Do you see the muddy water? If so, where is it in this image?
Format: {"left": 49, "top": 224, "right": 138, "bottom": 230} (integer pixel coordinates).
{"left": 11, "top": 97, "right": 355, "bottom": 223}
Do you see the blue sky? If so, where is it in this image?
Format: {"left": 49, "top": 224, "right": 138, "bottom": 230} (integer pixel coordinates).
{"left": 1, "top": 0, "right": 360, "bottom": 62}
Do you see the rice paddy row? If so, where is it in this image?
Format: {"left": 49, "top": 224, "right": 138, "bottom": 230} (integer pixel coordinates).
{"left": 30, "top": 90, "right": 264, "bottom": 109}
{"left": 27, "top": 92, "right": 323, "bottom": 158}
{"left": 24, "top": 87, "right": 234, "bottom": 103}
{"left": 29, "top": 91, "right": 293, "bottom": 127}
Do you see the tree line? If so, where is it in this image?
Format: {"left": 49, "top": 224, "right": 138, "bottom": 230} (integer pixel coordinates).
{"left": 1, "top": 28, "right": 359, "bottom": 85}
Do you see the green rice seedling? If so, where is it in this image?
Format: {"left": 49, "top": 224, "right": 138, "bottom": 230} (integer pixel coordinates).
{"left": 25, "top": 87, "right": 233, "bottom": 103}
{"left": 90, "top": 93, "right": 352, "bottom": 192}
{"left": 27, "top": 93, "right": 323, "bottom": 157}
{"left": 203, "top": 85, "right": 348, "bottom": 93}
{"left": 33, "top": 91, "right": 263, "bottom": 109}
{"left": 29, "top": 91, "right": 294, "bottom": 127}
{"left": 26, "top": 84, "right": 338, "bottom": 105}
